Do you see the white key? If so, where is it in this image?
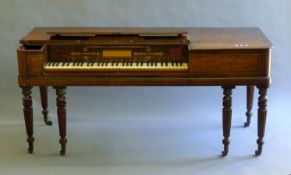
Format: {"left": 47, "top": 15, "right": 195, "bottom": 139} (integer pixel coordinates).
{"left": 156, "top": 62, "right": 161, "bottom": 69}
{"left": 131, "top": 62, "right": 137, "bottom": 69}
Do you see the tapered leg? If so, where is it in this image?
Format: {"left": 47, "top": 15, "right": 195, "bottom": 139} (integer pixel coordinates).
{"left": 244, "top": 86, "right": 254, "bottom": 127}
{"left": 39, "top": 86, "right": 52, "bottom": 126}
{"left": 221, "top": 86, "right": 234, "bottom": 156}
{"left": 55, "top": 87, "right": 67, "bottom": 155}
{"left": 255, "top": 87, "right": 268, "bottom": 156}
{"left": 22, "top": 87, "right": 34, "bottom": 153}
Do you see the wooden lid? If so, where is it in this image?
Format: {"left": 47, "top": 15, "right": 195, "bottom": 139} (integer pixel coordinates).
{"left": 20, "top": 27, "right": 272, "bottom": 50}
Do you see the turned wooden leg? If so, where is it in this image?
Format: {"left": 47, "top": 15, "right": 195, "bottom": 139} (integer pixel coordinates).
{"left": 255, "top": 87, "right": 268, "bottom": 156}
{"left": 55, "top": 87, "right": 67, "bottom": 156}
{"left": 221, "top": 86, "right": 234, "bottom": 156}
{"left": 22, "top": 87, "right": 34, "bottom": 153}
{"left": 39, "top": 86, "right": 52, "bottom": 126}
{"left": 244, "top": 86, "right": 254, "bottom": 127}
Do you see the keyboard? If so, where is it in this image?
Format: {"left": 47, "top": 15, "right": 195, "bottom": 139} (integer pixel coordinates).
{"left": 44, "top": 61, "right": 188, "bottom": 71}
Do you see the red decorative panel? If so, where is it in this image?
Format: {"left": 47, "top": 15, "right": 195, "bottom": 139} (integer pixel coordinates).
{"left": 169, "top": 47, "right": 182, "bottom": 60}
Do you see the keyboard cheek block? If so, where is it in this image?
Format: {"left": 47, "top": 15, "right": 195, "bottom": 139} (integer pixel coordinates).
{"left": 17, "top": 45, "right": 46, "bottom": 76}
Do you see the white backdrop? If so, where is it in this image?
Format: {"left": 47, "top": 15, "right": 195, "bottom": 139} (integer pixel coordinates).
{"left": 0, "top": 0, "right": 290, "bottom": 175}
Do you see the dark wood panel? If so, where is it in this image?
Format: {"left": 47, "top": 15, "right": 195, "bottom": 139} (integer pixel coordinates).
{"left": 18, "top": 77, "right": 270, "bottom": 87}
{"left": 189, "top": 50, "right": 264, "bottom": 77}
{"left": 17, "top": 47, "right": 26, "bottom": 77}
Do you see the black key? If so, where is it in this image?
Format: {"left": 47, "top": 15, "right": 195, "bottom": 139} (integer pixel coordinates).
{"left": 55, "top": 62, "right": 59, "bottom": 66}
{"left": 73, "top": 62, "right": 77, "bottom": 66}
{"left": 66, "top": 62, "right": 70, "bottom": 66}
{"left": 80, "top": 62, "right": 84, "bottom": 66}
{"left": 62, "top": 62, "right": 66, "bottom": 66}
{"left": 175, "top": 62, "right": 179, "bottom": 66}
